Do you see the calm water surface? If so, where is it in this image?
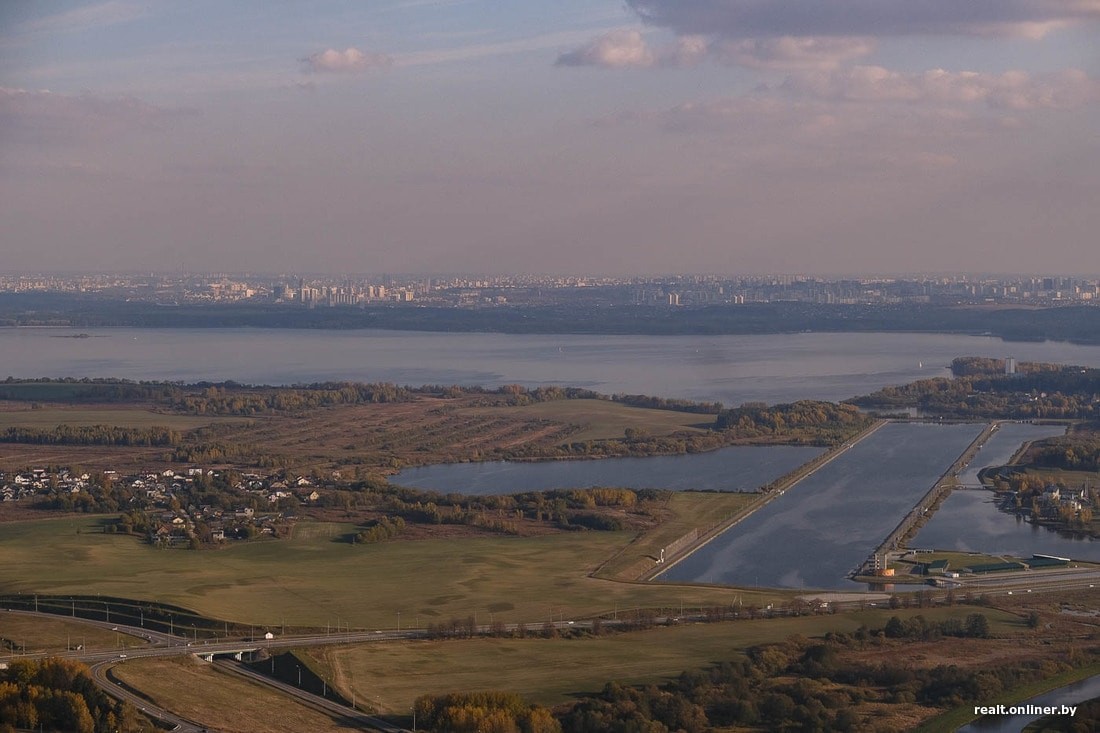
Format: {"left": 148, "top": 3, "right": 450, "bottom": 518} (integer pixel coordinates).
{"left": 658, "top": 422, "right": 985, "bottom": 590}
{"left": 392, "top": 446, "right": 825, "bottom": 495}
{"left": 7, "top": 328, "right": 1100, "bottom": 404}
{"left": 911, "top": 423, "right": 1100, "bottom": 560}
{"left": 957, "top": 422, "right": 1066, "bottom": 486}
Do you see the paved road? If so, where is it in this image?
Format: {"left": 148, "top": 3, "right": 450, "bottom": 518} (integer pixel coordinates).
{"left": 89, "top": 658, "right": 214, "bottom": 733}
{"left": 9, "top": 575, "right": 1100, "bottom": 732}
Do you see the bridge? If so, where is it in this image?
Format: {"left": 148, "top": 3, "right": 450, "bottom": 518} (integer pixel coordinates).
{"left": 195, "top": 646, "right": 260, "bottom": 662}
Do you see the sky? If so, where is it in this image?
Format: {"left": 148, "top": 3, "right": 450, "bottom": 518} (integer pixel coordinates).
{"left": 1, "top": 0, "right": 1098, "bottom": 276}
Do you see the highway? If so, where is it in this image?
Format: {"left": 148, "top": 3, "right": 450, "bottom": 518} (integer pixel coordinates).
{"left": 9, "top": 569, "right": 1100, "bottom": 732}
{"left": 4, "top": 609, "right": 411, "bottom": 732}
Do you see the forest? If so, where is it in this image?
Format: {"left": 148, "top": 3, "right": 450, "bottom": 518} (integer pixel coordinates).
{"left": 0, "top": 658, "right": 143, "bottom": 733}
{"left": 412, "top": 614, "right": 1091, "bottom": 733}
{"left": 849, "top": 358, "right": 1100, "bottom": 419}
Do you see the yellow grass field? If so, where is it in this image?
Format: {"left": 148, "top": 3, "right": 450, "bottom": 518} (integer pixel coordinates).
{"left": 0, "top": 516, "right": 788, "bottom": 628}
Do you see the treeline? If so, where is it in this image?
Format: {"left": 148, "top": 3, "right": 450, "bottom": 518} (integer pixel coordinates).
{"left": 339, "top": 485, "right": 655, "bottom": 535}
{"left": 413, "top": 692, "right": 559, "bottom": 733}
{"left": 1028, "top": 432, "right": 1100, "bottom": 472}
{"left": 355, "top": 516, "right": 405, "bottom": 543}
{"left": 169, "top": 382, "right": 412, "bottom": 415}
{"left": 553, "top": 619, "right": 1088, "bottom": 733}
{"left": 610, "top": 394, "right": 722, "bottom": 415}
{"left": 950, "top": 357, "right": 1066, "bottom": 377}
{"left": 851, "top": 358, "right": 1100, "bottom": 419}
{"left": 7, "top": 293, "right": 1100, "bottom": 343}
{"left": 0, "top": 658, "right": 144, "bottom": 733}
{"left": 0, "top": 377, "right": 727, "bottom": 418}
{"left": 0, "top": 425, "right": 181, "bottom": 446}
{"left": 714, "top": 400, "right": 872, "bottom": 444}
{"left": 883, "top": 613, "right": 990, "bottom": 639}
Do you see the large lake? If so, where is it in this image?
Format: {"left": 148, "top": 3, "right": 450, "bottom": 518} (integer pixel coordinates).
{"left": 6, "top": 328, "right": 1100, "bottom": 405}
{"left": 392, "top": 445, "right": 824, "bottom": 495}
{"left": 911, "top": 423, "right": 1100, "bottom": 560}
{"left": 657, "top": 422, "right": 985, "bottom": 590}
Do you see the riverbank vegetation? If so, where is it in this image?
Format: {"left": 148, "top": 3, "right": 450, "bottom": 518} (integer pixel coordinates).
{"left": 849, "top": 357, "right": 1100, "bottom": 419}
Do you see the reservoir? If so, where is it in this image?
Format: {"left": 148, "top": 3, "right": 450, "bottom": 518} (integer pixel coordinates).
{"left": 391, "top": 445, "right": 824, "bottom": 495}
{"left": 6, "top": 328, "right": 1100, "bottom": 405}
{"left": 910, "top": 424, "right": 1100, "bottom": 560}
{"left": 657, "top": 422, "right": 985, "bottom": 590}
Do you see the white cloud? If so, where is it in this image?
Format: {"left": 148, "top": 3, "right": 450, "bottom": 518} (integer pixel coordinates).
{"left": 302, "top": 48, "right": 393, "bottom": 73}
{"left": 555, "top": 30, "right": 657, "bottom": 68}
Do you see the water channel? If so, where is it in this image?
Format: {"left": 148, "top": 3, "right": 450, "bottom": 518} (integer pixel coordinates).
{"left": 911, "top": 423, "right": 1100, "bottom": 561}
{"left": 657, "top": 422, "right": 985, "bottom": 590}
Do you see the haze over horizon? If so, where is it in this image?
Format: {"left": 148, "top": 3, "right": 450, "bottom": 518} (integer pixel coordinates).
{"left": 2, "top": 1, "right": 1098, "bottom": 276}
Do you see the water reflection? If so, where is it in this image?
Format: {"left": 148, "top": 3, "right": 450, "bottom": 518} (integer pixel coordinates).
{"left": 658, "top": 423, "right": 984, "bottom": 590}
{"left": 391, "top": 445, "right": 824, "bottom": 496}
{"left": 909, "top": 424, "right": 1100, "bottom": 560}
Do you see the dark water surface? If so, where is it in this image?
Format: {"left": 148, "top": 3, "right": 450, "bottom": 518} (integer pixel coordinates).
{"left": 657, "top": 422, "right": 985, "bottom": 590}
{"left": 392, "top": 445, "right": 825, "bottom": 495}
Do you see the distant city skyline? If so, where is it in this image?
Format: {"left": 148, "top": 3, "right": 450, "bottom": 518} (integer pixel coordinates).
{"left": 2, "top": 1, "right": 1098, "bottom": 275}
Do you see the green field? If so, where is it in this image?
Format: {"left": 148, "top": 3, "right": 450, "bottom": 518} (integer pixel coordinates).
{"left": 465, "top": 399, "right": 711, "bottom": 442}
{"left": 0, "top": 517, "right": 788, "bottom": 628}
{"left": 310, "top": 606, "right": 1024, "bottom": 712}
{"left": 0, "top": 408, "right": 243, "bottom": 430}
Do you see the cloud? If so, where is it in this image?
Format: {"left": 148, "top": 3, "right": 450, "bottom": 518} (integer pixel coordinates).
{"left": 716, "top": 36, "right": 876, "bottom": 70}
{"left": 0, "top": 87, "right": 196, "bottom": 142}
{"left": 625, "top": 0, "right": 1100, "bottom": 39}
{"left": 302, "top": 48, "right": 393, "bottom": 73}
{"left": 558, "top": 30, "right": 874, "bottom": 71}
{"left": 555, "top": 30, "right": 657, "bottom": 68}
{"left": 783, "top": 66, "right": 1100, "bottom": 109}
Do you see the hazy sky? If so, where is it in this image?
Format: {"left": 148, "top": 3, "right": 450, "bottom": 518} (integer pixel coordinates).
{"left": 1, "top": 1, "right": 1098, "bottom": 275}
